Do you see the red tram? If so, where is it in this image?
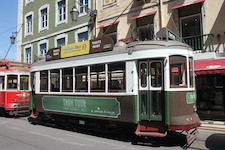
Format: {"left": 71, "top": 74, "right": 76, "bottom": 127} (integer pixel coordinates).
{"left": 0, "top": 59, "right": 30, "bottom": 116}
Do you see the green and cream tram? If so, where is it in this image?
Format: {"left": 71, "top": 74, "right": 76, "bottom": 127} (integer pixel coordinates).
{"left": 29, "top": 37, "right": 200, "bottom": 149}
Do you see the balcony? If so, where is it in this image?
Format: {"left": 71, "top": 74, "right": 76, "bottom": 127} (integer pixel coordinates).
{"left": 183, "top": 34, "right": 214, "bottom": 53}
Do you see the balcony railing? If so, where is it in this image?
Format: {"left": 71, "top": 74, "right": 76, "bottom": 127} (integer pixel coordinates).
{"left": 183, "top": 34, "right": 214, "bottom": 53}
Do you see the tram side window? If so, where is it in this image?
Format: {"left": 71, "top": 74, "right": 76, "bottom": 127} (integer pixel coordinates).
{"left": 50, "top": 69, "right": 60, "bottom": 92}
{"left": 40, "top": 70, "right": 48, "bottom": 92}
{"left": 62, "top": 68, "right": 73, "bottom": 92}
{"left": 91, "top": 64, "right": 105, "bottom": 92}
{"left": 7, "top": 75, "right": 18, "bottom": 90}
{"left": 169, "top": 56, "right": 187, "bottom": 87}
{"left": 20, "top": 75, "right": 29, "bottom": 90}
{"left": 108, "top": 62, "right": 126, "bottom": 92}
{"left": 0, "top": 76, "right": 5, "bottom": 90}
{"left": 75, "top": 66, "right": 88, "bottom": 92}
{"left": 189, "top": 57, "right": 194, "bottom": 87}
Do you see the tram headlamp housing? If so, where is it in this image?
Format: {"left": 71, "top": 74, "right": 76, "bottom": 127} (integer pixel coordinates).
{"left": 193, "top": 105, "right": 197, "bottom": 112}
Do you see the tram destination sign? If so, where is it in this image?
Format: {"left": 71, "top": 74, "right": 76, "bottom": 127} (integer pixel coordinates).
{"left": 42, "top": 95, "right": 121, "bottom": 118}
{"left": 186, "top": 92, "right": 196, "bottom": 104}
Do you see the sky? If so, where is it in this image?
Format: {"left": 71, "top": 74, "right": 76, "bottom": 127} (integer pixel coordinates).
{"left": 0, "top": 1, "right": 18, "bottom": 61}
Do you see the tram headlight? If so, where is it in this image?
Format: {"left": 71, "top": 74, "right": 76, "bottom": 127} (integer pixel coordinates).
{"left": 193, "top": 105, "right": 197, "bottom": 112}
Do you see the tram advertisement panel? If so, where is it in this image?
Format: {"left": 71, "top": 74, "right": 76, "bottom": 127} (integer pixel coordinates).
{"left": 61, "top": 40, "right": 90, "bottom": 58}
{"left": 46, "top": 47, "right": 61, "bottom": 61}
{"left": 42, "top": 95, "right": 121, "bottom": 118}
{"left": 90, "top": 36, "right": 114, "bottom": 53}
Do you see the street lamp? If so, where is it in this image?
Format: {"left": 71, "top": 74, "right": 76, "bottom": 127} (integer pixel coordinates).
{"left": 70, "top": 0, "right": 97, "bottom": 22}
{"left": 70, "top": 5, "right": 79, "bottom": 21}
{"left": 10, "top": 32, "right": 17, "bottom": 44}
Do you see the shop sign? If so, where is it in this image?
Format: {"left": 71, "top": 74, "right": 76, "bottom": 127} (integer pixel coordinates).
{"left": 186, "top": 92, "right": 196, "bottom": 104}
{"left": 42, "top": 95, "right": 121, "bottom": 118}
{"left": 61, "top": 40, "right": 90, "bottom": 58}
{"left": 206, "top": 65, "right": 221, "bottom": 69}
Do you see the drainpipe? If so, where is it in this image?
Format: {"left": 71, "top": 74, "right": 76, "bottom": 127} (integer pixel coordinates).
{"left": 159, "top": 0, "right": 163, "bottom": 29}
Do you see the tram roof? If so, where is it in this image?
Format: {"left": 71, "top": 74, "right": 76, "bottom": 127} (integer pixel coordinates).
{"left": 31, "top": 40, "right": 192, "bottom": 70}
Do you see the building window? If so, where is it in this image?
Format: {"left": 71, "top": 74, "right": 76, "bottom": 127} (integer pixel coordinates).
{"left": 75, "top": 27, "right": 88, "bottom": 43}
{"left": 40, "top": 7, "right": 48, "bottom": 30}
{"left": 79, "top": 0, "right": 89, "bottom": 13}
{"left": 55, "top": 34, "right": 67, "bottom": 47}
{"left": 26, "top": 15, "right": 33, "bottom": 34}
{"left": 180, "top": 14, "right": 202, "bottom": 37}
{"left": 25, "top": 47, "right": 32, "bottom": 63}
{"left": 103, "top": 0, "right": 116, "bottom": 5}
{"left": 57, "top": 38, "right": 65, "bottom": 47}
{"left": 136, "top": 15, "right": 154, "bottom": 41}
{"left": 25, "top": 0, "right": 33, "bottom": 5}
{"left": 78, "top": 32, "right": 88, "bottom": 42}
{"left": 57, "top": 0, "right": 66, "bottom": 23}
{"left": 103, "top": 24, "right": 117, "bottom": 43}
{"left": 40, "top": 43, "right": 47, "bottom": 56}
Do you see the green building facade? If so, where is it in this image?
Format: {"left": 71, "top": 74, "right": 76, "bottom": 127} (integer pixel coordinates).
{"left": 17, "top": 0, "right": 96, "bottom": 63}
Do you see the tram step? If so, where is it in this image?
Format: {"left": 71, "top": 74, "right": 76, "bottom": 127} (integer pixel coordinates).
{"left": 135, "top": 121, "right": 167, "bottom": 137}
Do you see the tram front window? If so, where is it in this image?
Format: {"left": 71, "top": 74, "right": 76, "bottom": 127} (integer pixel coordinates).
{"left": 20, "top": 75, "right": 29, "bottom": 90}
{"left": 0, "top": 76, "right": 4, "bottom": 90}
{"left": 7, "top": 75, "right": 18, "bottom": 90}
{"left": 169, "top": 56, "right": 187, "bottom": 87}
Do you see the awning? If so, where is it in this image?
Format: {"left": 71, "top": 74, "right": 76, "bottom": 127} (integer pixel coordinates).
{"left": 97, "top": 21, "right": 119, "bottom": 29}
{"left": 194, "top": 58, "right": 225, "bottom": 75}
{"left": 171, "top": 0, "right": 205, "bottom": 9}
{"left": 128, "top": 11, "right": 157, "bottom": 21}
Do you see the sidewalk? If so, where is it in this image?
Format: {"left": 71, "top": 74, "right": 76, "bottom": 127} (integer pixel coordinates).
{"left": 200, "top": 120, "right": 225, "bottom": 131}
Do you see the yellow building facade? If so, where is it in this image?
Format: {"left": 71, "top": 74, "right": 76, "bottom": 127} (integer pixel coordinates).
{"left": 95, "top": 0, "right": 225, "bottom": 119}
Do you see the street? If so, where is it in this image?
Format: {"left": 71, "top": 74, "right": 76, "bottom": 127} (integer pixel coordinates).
{"left": 0, "top": 116, "right": 224, "bottom": 150}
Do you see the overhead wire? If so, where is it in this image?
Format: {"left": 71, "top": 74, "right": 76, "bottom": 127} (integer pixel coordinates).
{"left": 3, "top": 0, "right": 137, "bottom": 59}
{"left": 4, "top": 24, "right": 23, "bottom": 60}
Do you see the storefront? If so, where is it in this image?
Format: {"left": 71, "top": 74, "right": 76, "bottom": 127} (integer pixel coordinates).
{"left": 195, "top": 59, "right": 225, "bottom": 120}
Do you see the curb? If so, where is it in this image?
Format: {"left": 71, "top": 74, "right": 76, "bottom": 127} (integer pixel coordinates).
{"left": 200, "top": 120, "right": 225, "bottom": 131}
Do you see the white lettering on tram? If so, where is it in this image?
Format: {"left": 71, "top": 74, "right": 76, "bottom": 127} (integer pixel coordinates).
{"left": 63, "top": 99, "right": 74, "bottom": 106}
{"left": 74, "top": 99, "right": 87, "bottom": 107}
{"left": 63, "top": 99, "right": 86, "bottom": 108}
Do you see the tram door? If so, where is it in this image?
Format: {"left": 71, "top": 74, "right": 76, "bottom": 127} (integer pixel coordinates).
{"left": 139, "top": 60, "right": 164, "bottom": 121}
